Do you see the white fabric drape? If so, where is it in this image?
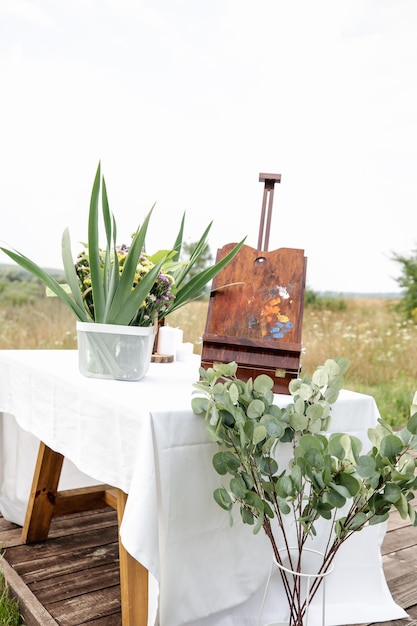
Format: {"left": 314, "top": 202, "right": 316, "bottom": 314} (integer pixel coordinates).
{"left": 0, "top": 350, "right": 407, "bottom": 626}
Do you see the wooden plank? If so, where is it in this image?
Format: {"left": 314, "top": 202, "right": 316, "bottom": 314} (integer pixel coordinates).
{"left": 0, "top": 526, "right": 25, "bottom": 549}
{"left": 383, "top": 545, "right": 417, "bottom": 580}
{"left": 22, "top": 542, "right": 119, "bottom": 584}
{"left": 53, "top": 485, "right": 113, "bottom": 517}
{"left": 45, "top": 508, "right": 118, "bottom": 539}
{"left": 387, "top": 509, "right": 413, "bottom": 531}
{"left": 46, "top": 585, "right": 121, "bottom": 626}
{"left": 7, "top": 527, "right": 118, "bottom": 579}
{"left": 382, "top": 572, "right": 417, "bottom": 610}
{"left": 29, "top": 562, "right": 119, "bottom": 604}
{"left": 382, "top": 525, "right": 417, "bottom": 554}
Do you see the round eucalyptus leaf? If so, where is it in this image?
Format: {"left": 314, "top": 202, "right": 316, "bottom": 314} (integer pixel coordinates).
{"left": 247, "top": 399, "right": 266, "bottom": 419}
{"left": 322, "top": 489, "right": 346, "bottom": 508}
{"left": 288, "top": 378, "right": 301, "bottom": 394}
{"left": 308, "top": 416, "right": 323, "bottom": 433}
{"left": 408, "top": 503, "right": 417, "bottom": 525}
{"left": 298, "top": 382, "right": 315, "bottom": 401}
{"left": 394, "top": 492, "right": 409, "bottom": 518}
{"left": 335, "top": 472, "right": 361, "bottom": 497}
{"left": 346, "top": 512, "right": 368, "bottom": 530}
{"left": 316, "top": 399, "right": 331, "bottom": 418}
{"left": 259, "top": 455, "right": 278, "bottom": 476}
{"left": 276, "top": 475, "right": 294, "bottom": 498}
{"left": 356, "top": 455, "right": 377, "bottom": 478}
{"left": 290, "top": 464, "right": 302, "bottom": 491}
{"left": 368, "top": 511, "right": 390, "bottom": 525}
{"left": 407, "top": 411, "right": 417, "bottom": 435}
{"left": 277, "top": 496, "right": 291, "bottom": 514}
{"left": 244, "top": 420, "right": 254, "bottom": 441}
{"left": 329, "top": 433, "right": 351, "bottom": 461}
{"left": 242, "top": 471, "right": 255, "bottom": 490}
{"left": 312, "top": 366, "right": 329, "bottom": 387}
{"left": 380, "top": 434, "right": 404, "bottom": 458}
{"left": 328, "top": 374, "right": 344, "bottom": 391}
{"left": 306, "top": 403, "right": 324, "bottom": 420}
{"left": 333, "top": 356, "right": 350, "bottom": 374}
{"left": 253, "top": 374, "right": 274, "bottom": 394}
{"left": 230, "top": 475, "right": 248, "bottom": 500}
{"left": 253, "top": 425, "right": 267, "bottom": 445}
{"left": 228, "top": 382, "right": 240, "bottom": 405}
{"left": 240, "top": 505, "right": 255, "bottom": 525}
{"left": 289, "top": 412, "right": 309, "bottom": 432}
{"left": 305, "top": 448, "right": 324, "bottom": 470}
{"left": 213, "top": 487, "right": 233, "bottom": 510}
{"left": 214, "top": 362, "right": 238, "bottom": 377}
{"left": 324, "top": 359, "right": 342, "bottom": 376}
{"left": 383, "top": 482, "right": 402, "bottom": 504}
{"left": 244, "top": 490, "right": 263, "bottom": 512}
{"left": 324, "top": 386, "right": 340, "bottom": 404}
{"left": 269, "top": 404, "right": 283, "bottom": 418}
{"left": 191, "top": 396, "right": 208, "bottom": 415}
{"left": 298, "top": 434, "right": 324, "bottom": 452}
{"left": 317, "top": 505, "right": 333, "bottom": 520}
{"left": 396, "top": 452, "right": 417, "bottom": 476}
{"left": 312, "top": 471, "right": 326, "bottom": 490}
{"left": 260, "top": 414, "right": 285, "bottom": 438}
{"left": 213, "top": 450, "right": 241, "bottom": 475}
{"left": 294, "top": 397, "right": 306, "bottom": 414}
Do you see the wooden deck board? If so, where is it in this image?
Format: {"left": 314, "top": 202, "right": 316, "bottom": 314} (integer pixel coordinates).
{"left": 1, "top": 508, "right": 121, "bottom": 625}
{"left": 1, "top": 507, "right": 417, "bottom": 625}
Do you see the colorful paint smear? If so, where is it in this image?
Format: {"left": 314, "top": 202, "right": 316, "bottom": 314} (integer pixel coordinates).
{"left": 247, "top": 285, "right": 294, "bottom": 340}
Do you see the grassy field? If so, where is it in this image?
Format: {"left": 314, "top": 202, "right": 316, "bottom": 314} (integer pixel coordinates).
{"left": 0, "top": 293, "right": 416, "bottom": 427}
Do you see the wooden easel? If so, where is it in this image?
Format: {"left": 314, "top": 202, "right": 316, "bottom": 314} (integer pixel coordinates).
{"left": 201, "top": 173, "right": 307, "bottom": 394}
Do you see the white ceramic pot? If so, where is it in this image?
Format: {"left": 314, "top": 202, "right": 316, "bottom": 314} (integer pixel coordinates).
{"left": 76, "top": 322, "right": 155, "bottom": 381}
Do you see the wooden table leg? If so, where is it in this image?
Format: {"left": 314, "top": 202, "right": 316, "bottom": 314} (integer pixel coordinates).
{"left": 22, "top": 442, "right": 64, "bottom": 543}
{"left": 116, "top": 488, "right": 149, "bottom": 626}
{"left": 22, "top": 442, "right": 149, "bottom": 625}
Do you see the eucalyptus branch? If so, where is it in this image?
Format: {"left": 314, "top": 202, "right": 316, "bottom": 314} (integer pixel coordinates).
{"left": 192, "top": 359, "right": 417, "bottom": 626}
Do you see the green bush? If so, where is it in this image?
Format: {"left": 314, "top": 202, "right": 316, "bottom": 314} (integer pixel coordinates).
{"left": 392, "top": 247, "right": 417, "bottom": 322}
{"left": 304, "top": 288, "right": 347, "bottom": 311}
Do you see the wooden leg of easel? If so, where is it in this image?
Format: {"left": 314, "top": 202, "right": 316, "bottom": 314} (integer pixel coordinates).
{"left": 116, "top": 488, "right": 149, "bottom": 626}
{"left": 22, "top": 442, "right": 64, "bottom": 543}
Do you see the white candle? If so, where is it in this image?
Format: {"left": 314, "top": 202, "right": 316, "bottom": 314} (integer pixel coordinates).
{"left": 157, "top": 326, "right": 178, "bottom": 356}
{"left": 173, "top": 327, "right": 183, "bottom": 347}
{"left": 176, "top": 342, "right": 194, "bottom": 362}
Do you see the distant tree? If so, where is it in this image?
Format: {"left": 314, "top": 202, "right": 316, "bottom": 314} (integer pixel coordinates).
{"left": 392, "top": 247, "right": 417, "bottom": 322}
{"left": 180, "top": 241, "right": 214, "bottom": 281}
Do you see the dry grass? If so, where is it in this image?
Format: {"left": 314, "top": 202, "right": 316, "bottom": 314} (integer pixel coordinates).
{"left": 0, "top": 298, "right": 77, "bottom": 350}
{"left": 1, "top": 295, "right": 416, "bottom": 426}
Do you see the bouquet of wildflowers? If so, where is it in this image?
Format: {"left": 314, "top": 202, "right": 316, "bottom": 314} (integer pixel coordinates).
{"left": 75, "top": 244, "right": 175, "bottom": 327}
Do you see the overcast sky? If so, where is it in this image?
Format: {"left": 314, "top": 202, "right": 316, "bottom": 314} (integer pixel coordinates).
{"left": 1, "top": 0, "right": 416, "bottom": 294}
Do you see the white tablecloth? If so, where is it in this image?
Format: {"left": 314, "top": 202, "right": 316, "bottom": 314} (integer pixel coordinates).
{"left": 0, "top": 350, "right": 407, "bottom": 626}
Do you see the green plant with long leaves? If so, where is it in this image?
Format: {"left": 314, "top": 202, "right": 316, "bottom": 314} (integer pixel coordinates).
{"left": 0, "top": 162, "right": 245, "bottom": 326}
{"left": 192, "top": 360, "right": 417, "bottom": 626}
